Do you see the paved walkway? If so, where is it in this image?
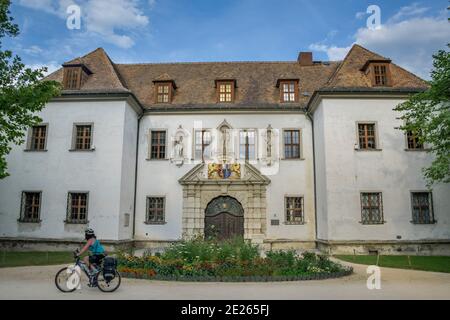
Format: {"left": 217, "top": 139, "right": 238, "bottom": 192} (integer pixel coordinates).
{"left": 0, "top": 261, "right": 449, "bottom": 300}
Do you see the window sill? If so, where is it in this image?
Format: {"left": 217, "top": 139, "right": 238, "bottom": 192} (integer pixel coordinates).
{"left": 24, "top": 149, "right": 47, "bottom": 152}
{"left": 144, "top": 221, "right": 167, "bottom": 225}
{"left": 69, "top": 149, "right": 95, "bottom": 152}
{"left": 64, "top": 220, "right": 89, "bottom": 225}
{"left": 145, "top": 158, "right": 169, "bottom": 161}
{"left": 284, "top": 222, "right": 306, "bottom": 225}
{"left": 404, "top": 149, "right": 430, "bottom": 152}
{"left": 355, "top": 149, "right": 382, "bottom": 152}
{"left": 410, "top": 220, "right": 437, "bottom": 225}
{"left": 359, "top": 221, "right": 386, "bottom": 225}
{"left": 281, "top": 158, "right": 305, "bottom": 161}
{"left": 17, "top": 219, "right": 42, "bottom": 223}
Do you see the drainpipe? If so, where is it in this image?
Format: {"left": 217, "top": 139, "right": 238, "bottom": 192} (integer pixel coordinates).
{"left": 132, "top": 114, "right": 143, "bottom": 243}
{"left": 305, "top": 111, "right": 319, "bottom": 248}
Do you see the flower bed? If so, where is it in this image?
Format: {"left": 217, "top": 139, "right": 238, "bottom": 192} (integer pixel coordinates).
{"left": 117, "top": 237, "right": 352, "bottom": 282}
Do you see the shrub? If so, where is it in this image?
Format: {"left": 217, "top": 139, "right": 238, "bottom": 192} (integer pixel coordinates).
{"left": 117, "top": 238, "right": 350, "bottom": 280}
{"left": 266, "top": 250, "right": 297, "bottom": 268}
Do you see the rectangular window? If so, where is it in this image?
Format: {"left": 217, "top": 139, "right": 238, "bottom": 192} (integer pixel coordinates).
{"left": 360, "top": 192, "right": 384, "bottom": 224}
{"left": 280, "top": 81, "right": 298, "bottom": 102}
{"left": 285, "top": 197, "right": 304, "bottom": 224}
{"left": 30, "top": 125, "right": 47, "bottom": 150}
{"left": 217, "top": 82, "right": 234, "bottom": 103}
{"left": 239, "top": 130, "right": 256, "bottom": 160}
{"left": 194, "top": 130, "right": 212, "bottom": 161}
{"left": 146, "top": 197, "right": 165, "bottom": 224}
{"left": 63, "top": 67, "right": 81, "bottom": 90}
{"left": 20, "top": 192, "right": 41, "bottom": 223}
{"left": 66, "top": 192, "right": 88, "bottom": 224}
{"left": 411, "top": 192, "right": 434, "bottom": 224}
{"left": 74, "top": 124, "right": 92, "bottom": 150}
{"left": 284, "top": 130, "right": 301, "bottom": 159}
{"left": 407, "top": 130, "right": 424, "bottom": 150}
{"left": 156, "top": 83, "right": 171, "bottom": 103}
{"left": 373, "top": 64, "right": 389, "bottom": 86}
{"left": 358, "top": 123, "right": 377, "bottom": 149}
{"left": 150, "top": 130, "right": 167, "bottom": 159}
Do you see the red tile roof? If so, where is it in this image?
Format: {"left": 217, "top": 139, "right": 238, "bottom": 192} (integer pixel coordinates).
{"left": 46, "top": 44, "right": 429, "bottom": 110}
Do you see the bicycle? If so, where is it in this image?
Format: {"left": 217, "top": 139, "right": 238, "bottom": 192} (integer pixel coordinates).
{"left": 55, "top": 250, "right": 121, "bottom": 293}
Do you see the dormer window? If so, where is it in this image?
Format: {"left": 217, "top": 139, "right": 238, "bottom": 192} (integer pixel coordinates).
{"left": 63, "top": 67, "right": 81, "bottom": 90}
{"left": 154, "top": 80, "right": 176, "bottom": 104}
{"left": 157, "top": 83, "right": 171, "bottom": 103}
{"left": 62, "top": 64, "right": 91, "bottom": 90}
{"left": 361, "top": 59, "right": 392, "bottom": 87}
{"left": 373, "top": 64, "right": 389, "bottom": 86}
{"left": 216, "top": 80, "right": 235, "bottom": 103}
{"left": 277, "top": 79, "right": 299, "bottom": 103}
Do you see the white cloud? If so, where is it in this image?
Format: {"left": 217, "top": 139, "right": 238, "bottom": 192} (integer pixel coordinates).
{"left": 389, "top": 2, "right": 429, "bottom": 23}
{"left": 18, "top": 0, "right": 150, "bottom": 49}
{"left": 18, "top": 0, "right": 56, "bottom": 13}
{"left": 355, "top": 11, "right": 366, "bottom": 20}
{"left": 84, "top": 0, "right": 149, "bottom": 48}
{"left": 23, "top": 45, "right": 43, "bottom": 55}
{"left": 309, "top": 5, "right": 450, "bottom": 79}
{"left": 27, "top": 61, "right": 60, "bottom": 76}
{"left": 308, "top": 43, "right": 351, "bottom": 61}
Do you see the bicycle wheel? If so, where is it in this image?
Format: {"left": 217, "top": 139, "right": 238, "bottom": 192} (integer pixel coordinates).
{"left": 55, "top": 267, "right": 80, "bottom": 293}
{"left": 96, "top": 270, "right": 121, "bottom": 292}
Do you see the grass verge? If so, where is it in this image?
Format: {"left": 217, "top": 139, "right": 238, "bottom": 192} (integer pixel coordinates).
{"left": 0, "top": 251, "right": 73, "bottom": 268}
{"left": 334, "top": 255, "right": 450, "bottom": 273}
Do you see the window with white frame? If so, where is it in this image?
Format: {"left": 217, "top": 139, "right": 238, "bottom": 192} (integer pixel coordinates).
{"left": 146, "top": 197, "right": 165, "bottom": 224}
{"left": 194, "top": 129, "right": 212, "bottom": 161}
{"left": 239, "top": 130, "right": 256, "bottom": 160}
{"left": 285, "top": 196, "right": 304, "bottom": 224}
{"left": 66, "top": 192, "right": 88, "bottom": 224}
{"left": 19, "top": 191, "right": 42, "bottom": 223}
{"left": 28, "top": 125, "right": 48, "bottom": 151}
{"left": 283, "top": 129, "right": 301, "bottom": 159}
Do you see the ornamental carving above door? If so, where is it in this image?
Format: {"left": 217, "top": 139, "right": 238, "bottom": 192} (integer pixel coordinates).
{"left": 204, "top": 196, "right": 244, "bottom": 240}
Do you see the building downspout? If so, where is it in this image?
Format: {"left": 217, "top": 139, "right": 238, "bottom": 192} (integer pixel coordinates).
{"left": 132, "top": 114, "right": 143, "bottom": 242}
{"left": 305, "top": 111, "right": 319, "bottom": 249}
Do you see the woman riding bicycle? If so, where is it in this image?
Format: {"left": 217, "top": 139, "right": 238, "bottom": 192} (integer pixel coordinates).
{"left": 77, "top": 228, "right": 105, "bottom": 273}
{"left": 56, "top": 228, "right": 120, "bottom": 292}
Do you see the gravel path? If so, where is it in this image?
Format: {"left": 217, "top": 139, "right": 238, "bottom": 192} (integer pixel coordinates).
{"left": 0, "top": 261, "right": 449, "bottom": 300}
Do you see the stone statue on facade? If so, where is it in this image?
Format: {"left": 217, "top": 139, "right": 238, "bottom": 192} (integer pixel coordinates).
{"left": 172, "top": 134, "right": 185, "bottom": 166}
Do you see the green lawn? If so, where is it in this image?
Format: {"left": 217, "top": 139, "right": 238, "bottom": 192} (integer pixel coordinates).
{"left": 335, "top": 255, "right": 450, "bottom": 273}
{"left": 0, "top": 251, "right": 74, "bottom": 268}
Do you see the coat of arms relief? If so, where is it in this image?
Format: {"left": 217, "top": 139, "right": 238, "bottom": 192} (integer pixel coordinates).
{"left": 207, "top": 163, "right": 241, "bottom": 180}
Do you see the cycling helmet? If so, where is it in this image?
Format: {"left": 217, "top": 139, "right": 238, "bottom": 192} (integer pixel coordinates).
{"left": 85, "top": 228, "right": 95, "bottom": 236}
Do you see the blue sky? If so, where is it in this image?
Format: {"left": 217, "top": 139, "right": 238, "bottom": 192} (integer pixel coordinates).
{"left": 4, "top": 0, "right": 449, "bottom": 79}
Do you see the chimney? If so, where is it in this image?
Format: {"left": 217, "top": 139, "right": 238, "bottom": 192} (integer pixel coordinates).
{"left": 298, "top": 52, "right": 313, "bottom": 66}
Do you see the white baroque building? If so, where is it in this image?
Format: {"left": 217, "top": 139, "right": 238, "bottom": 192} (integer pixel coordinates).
{"left": 0, "top": 45, "right": 449, "bottom": 254}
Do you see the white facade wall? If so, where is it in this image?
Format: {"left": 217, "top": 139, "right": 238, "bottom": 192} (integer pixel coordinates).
{"left": 118, "top": 103, "right": 139, "bottom": 240}
{"left": 314, "top": 98, "right": 450, "bottom": 241}
{"left": 0, "top": 100, "right": 138, "bottom": 241}
{"left": 1, "top": 96, "right": 448, "bottom": 248}
{"left": 135, "top": 113, "right": 316, "bottom": 242}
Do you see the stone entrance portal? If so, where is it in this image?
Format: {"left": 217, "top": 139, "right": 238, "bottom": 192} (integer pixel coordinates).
{"left": 205, "top": 196, "right": 244, "bottom": 240}
{"left": 179, "top": 163, "right": 270, "bottom": 244}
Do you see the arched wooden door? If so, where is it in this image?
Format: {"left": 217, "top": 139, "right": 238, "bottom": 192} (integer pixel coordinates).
{"left": 204, "top": 196, "right": 244, "bottom": 240}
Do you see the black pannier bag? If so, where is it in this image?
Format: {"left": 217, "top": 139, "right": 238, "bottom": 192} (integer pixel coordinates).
{"left": 102, "top": 256, "right": 117, "bottom": 281}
